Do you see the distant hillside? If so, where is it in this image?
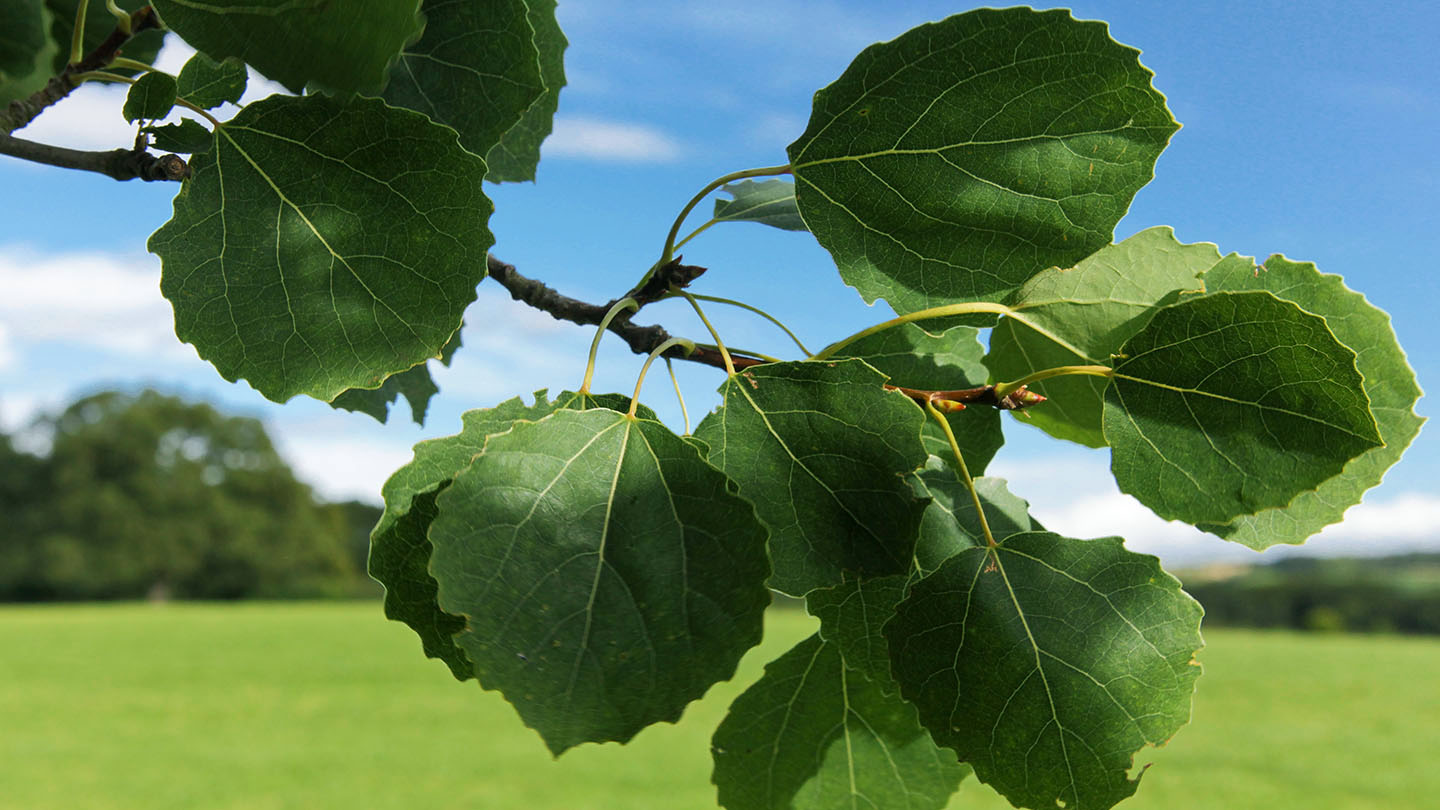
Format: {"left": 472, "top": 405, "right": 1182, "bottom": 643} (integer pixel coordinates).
{"left": 1178, "top": 552, "right": 1440, "bottom": 634}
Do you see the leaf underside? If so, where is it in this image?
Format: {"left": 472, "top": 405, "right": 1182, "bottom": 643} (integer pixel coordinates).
{"left": 712, "top": 633, "right": 968, "bottom": 810}
{"left": 152, "top": 0, "right": 422, "bottom": 94}
{"left": 485, "top": 0, "right": 568, "bottom": 182}
{"left": 887, "top": 532, "right": 1204, "bottom": 810}
{"left": 176, "top": 51, "right": 247, "bottom": 110}
{"left": 428, "top": 408, "right": 770, "bottom": 753}
{"left": 383, "top": 0, "right": 545, "bottom": 166}
{"left": 1195, "top": 255, "right": 1425, "bottom": 547}
{"left": 369, "top": 391, "right": 643, "bottom": 679}
{"left": 983, "top": 226, "right": 1221, "bottom": 448}
{"left": 711, "top": 179, "right": 808, "bottom": 232}
{"left": 1105, "top": 291, "right": 1382, "bottom": 525}
{"left": 693, "top": 360, "right": 929, "bottom": 596}
{"left": 330, "top": 326, "right": 463, "bottom": 425}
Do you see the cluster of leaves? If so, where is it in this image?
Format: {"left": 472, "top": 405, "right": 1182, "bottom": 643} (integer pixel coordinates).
{"left": 1, "top": 4, "right": 1423, "bottom": 810}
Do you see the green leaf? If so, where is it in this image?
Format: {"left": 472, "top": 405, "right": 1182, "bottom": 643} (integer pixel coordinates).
{"left": 984, "top": 227, "right": 1220, "bottom": 447}
{"left": 832, "top": 322, "right": 1002, "bottom": 476}
{"left": 121, "top": 70, "right": 175, "bottom": 122}
{"left": 803, "top": 575, "right": 908, "bottom": 691}
{"left": 47, "top": 0, "right": 163, "bottom": 76}
{"left": 383, "top": 0, "right": 544, "bottom": 164}
{"left": 149, "top": 94, "right": 492, "bottom": 404}
{"left": 1105, "top": 291, "right": 1383, "bottom": 525}
{"left": 910, "top": 465, "right": 1038, "bottom": 575}
{"left": 143, "top": 119, "right": 213, "bottom": 154}
{"left": 428, "top": 408, "right": 770, "bottom": 754}
{"left": 804, "top": 471, "right": 1039, "bottom": 694}
{"left": 712, "top": 633, "right": 968, "bottom": 810}
{"left": 368, "top": 390, "right": 641, "bottom": 679}
{"left": 987, "top": 320, "right": 1106, "bottom": 446}
{"left": 330, "top": 325, "right": 462, "bottom": 425}
{"left": 175, "top": 52, "right": 246, "bottom": 110}
{"left": 788, "top": 8, "right": 1177, "bottom": 315}
{"left": 693, "top": 360, "right": 930, "bottom": 596}
{"left": 886, "top": 532, "right": 1203, "bottom": 810}
{"left": 0, "top": 0, "right": 46, "bottom": 79}
{"left": 0, "top": 16, "right": 53, "bottom": 107}
{"left": 1195, "top": 255, "right": 1426, "bottom": 547}
{"left": 711, "top": 179, "right": 807, "bottom": 232}
{"left": 485, "top": 0, "right": 567, "bottom": 183}
{"left": 151, "top": 0, "right": 422, "bottom": 94}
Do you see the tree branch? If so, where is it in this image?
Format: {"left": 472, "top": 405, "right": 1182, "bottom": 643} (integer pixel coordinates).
{"left": 485, "top": 254, "right": 764, "bottom": 373}
{"left": 0, "top": 6, "right": 186, "bottom": 182}
{"left": 2, "top": 6, "right": 163, "bottom": 134}
{"left": 0, "top": 132, "right": 188, "bottom": 181}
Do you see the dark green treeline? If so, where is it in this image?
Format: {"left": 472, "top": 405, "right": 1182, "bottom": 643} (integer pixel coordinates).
{"left": 0, "top": 389, "right": 380, "bottom": 601}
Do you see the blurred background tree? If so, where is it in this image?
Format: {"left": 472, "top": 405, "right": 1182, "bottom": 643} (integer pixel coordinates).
{"left": 0, "top": 389, "right": 380, "bottom": 600}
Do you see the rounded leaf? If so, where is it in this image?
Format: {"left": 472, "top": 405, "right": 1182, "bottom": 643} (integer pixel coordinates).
{"left": 428, "top": 409, "right": 771, "bottom": 753}
{"left": 789, "top": 8, "right": 1178, "bottom": 313}
{"left": 1105, "top": 291, "right": 1383, "bottom": 524}
{"left": 712, "top": 633, "right": 967, "bottom": 810}
{"left": 1196, "top": 255, "right": 1426, "bottom": 547}
{"left": 886, "top": 533, "right": 1203, "bottom": 810}
{"left": 149, "top": 94, "right": 492, "bottom": 403}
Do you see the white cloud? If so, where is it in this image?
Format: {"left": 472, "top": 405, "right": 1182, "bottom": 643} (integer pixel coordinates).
{"left": 0, "top": 246, "right": 192, "bottom": 360}
{"left": 543, "top": 115, "right": 684, "bottom": 163}
{"left": 275, "top": 431, "right": 418, "bottom": 504}
{"left": 988, "top": 454, "right": 1440, "bottom": 567}
{"left": 12, "top": 39, "right": 289, "bottom": 153}
{"left": 0, "top": 322, "right": 13, "bottom": 371}
{"left": 13, "top": 82, "right": 138, "bottom": 151}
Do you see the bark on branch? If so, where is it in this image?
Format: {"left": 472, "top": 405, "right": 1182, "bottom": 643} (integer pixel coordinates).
{"left": 0, "top": 6, "right": 186, "bottom": 182}
{"left": 485, "top": 255, "right": 763, "bottom": 373}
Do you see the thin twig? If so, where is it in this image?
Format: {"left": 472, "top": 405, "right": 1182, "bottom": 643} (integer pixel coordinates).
{"left": 485, "top": 255, "right": 765, "bottom": 373}
{"left": 0, "top": 133, "right": 188, "bottom": 181}
{"left": 1, "top": 5, "right": 162, "bottom": 134}
{"left": 0, "top": 6, "right": 185, "bottom": 182}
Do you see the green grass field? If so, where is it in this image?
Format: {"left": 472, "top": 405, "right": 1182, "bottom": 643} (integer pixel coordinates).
{"left": 2, "top": 602, "right": 1436, "bottom": 810}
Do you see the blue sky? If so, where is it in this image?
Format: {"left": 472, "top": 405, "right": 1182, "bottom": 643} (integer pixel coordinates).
{"left": 1, "top": 0, "right": 1436, "bottom": 567}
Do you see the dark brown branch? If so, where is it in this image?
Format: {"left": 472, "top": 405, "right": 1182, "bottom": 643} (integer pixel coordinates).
{"left": 1, "top": 6, "right": 163, "bottom": 134}
{"left": 888, "top": 383, "right": 1047, "bottom": 411}
{"left": 0, "top": 6, "right": 184, "bottom": 182}
{"left": 0, "top": 133, "right": 188, "bottom": 181}
{"left": 486, "top": 254, "right": 764, "bottom": 373}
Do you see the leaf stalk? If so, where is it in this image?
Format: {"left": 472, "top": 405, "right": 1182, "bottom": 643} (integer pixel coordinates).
{"left": 647, "top": 164, "right": 792, "bottom": 289}
{"left": 679, "top": 292, "right": 736, "bottom": 375}
{"left": 580, "top": 298, "right": 639, "bottom": 393}
{"left": 925, "top": 399, "right": 996, "bottom": 547}
{"left": 993, "top": 365, "right": 1114, "bottom": 398}
{"left": 671, "top": 292, "right": 812, "bottom": 356}
{"left": 629, "top": 338, "right": 695, "bottom": 417}
{"left": 811, "top": 301, "right": 1012, "bottom": 361}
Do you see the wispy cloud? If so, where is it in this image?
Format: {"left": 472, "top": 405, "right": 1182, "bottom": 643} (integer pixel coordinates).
{"left": 13, "top": 39, "right": 289, "bottom": 152}
{"left": 12, "top": 82, "right": 138, "bottom": 151}
{"left": 543, "top": 115, "right": 684, "bottom": 163}
{"left": 0, "top": 246, "right": 194, "bottom": 360}
{"left": 989, "top": 454, "right": 1440, "bottom": 567}
{"left": 275, "top": 431, "right": 419, "bottom": 503}
{"left": 0, "top": 322, "right": 14, "bottom": 372}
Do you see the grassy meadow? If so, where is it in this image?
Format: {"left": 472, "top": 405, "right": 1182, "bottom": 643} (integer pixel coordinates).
{"left": 1, "top": 602, "right": 1436, "bottom": 810}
